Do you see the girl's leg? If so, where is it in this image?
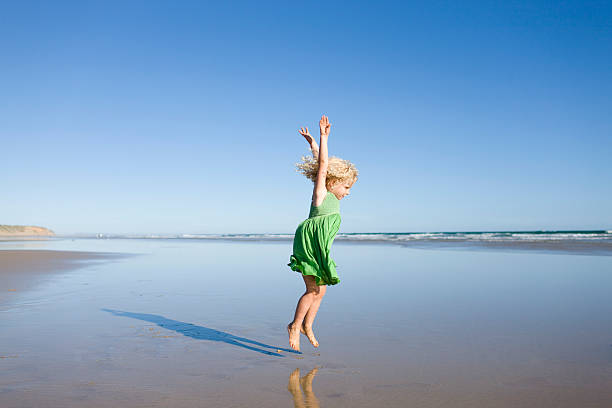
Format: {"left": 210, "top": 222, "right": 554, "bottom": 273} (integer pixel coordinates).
{"left": 303, "top": 284, "right": 326, "bottom": 329}
{"left": 301, "top": 284, "right": 326, "bottom": 347}
{"left": 288, "top": 275, "right": 322, "bottom": 351}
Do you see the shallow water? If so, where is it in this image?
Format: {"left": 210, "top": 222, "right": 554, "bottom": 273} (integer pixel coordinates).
{"left": 1, "top": 239, "right": 612, "bottom": 407}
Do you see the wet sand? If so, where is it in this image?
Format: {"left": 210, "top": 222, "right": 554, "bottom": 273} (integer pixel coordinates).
{"left": 0, "top": 250, "right": 126, "bottom": 304}
{"left": 1, "top": 239, "right": 612, "bottom": 407}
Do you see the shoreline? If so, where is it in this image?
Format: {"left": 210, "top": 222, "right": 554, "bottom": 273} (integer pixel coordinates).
{"left": 2, "top": 235, "right": 610, "bottom": 256}
{"left": 343, "top": 237, "right": 612, "bottom": 256}
{"left": 0, "top": 250, "right": 128, "bottom": 304}
{"left": 6, "top": 235, "right": 611, "bottom": 256}
{"left": 93, "top": 236, "right": 612, "bottom": 256}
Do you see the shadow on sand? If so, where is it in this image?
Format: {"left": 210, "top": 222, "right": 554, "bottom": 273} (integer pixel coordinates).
{"left": 102, "top": 308, "right": 299, "bottom": 357}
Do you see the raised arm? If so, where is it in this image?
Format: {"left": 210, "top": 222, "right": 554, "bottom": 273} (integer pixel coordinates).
{"left": 312, "top": 115, "right": 331, "bottom": 206}
{"left": 298, "top": 126, "right": 319, "bottom": 156}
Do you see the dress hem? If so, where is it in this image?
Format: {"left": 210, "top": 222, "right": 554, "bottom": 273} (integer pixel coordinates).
{"left": 288, "top": 256, "right": 340, "bottom": 286}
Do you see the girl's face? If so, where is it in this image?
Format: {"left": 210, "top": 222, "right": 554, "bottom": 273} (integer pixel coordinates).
{"left": 329, "top": 179, "right": 355, "bottom": 200}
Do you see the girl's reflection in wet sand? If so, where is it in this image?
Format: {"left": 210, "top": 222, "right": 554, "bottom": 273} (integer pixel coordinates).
{"left": 288, "top": 367, "right": 320, "bottom": 408}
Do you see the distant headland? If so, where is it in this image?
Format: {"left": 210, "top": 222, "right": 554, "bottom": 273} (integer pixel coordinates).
{"left": 0, "top": 225, "right": 55, "bottom": 237}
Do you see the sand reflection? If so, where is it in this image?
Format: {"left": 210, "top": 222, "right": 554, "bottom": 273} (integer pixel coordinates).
{"left": 288, "top": 367, "right": 320, "bottom": 408}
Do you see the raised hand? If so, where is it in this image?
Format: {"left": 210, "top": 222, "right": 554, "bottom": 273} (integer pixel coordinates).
{"left": 298, "top": 126, "right": 315, "bottom": 145}
{"left": 299, "top": 126, "right": 319, "bottom": 154}
{"left": 319, "top": 115, "right": 331, "bottom": 137}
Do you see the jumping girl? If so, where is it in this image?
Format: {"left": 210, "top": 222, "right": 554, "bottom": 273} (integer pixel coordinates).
{"left": 287, "top": 115, "right": 358, "bottom": 351}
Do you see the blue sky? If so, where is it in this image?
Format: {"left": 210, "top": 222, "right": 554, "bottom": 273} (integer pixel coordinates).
{"left": 1, "top": 1, "right": 611, "bottom": 234}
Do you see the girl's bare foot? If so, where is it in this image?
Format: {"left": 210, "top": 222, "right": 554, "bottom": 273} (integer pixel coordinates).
{"left": 301, "top": 323, "right": 319, "bottom": 348}
{"left": 287, "top": 323, "right": 300, "bottom": 351}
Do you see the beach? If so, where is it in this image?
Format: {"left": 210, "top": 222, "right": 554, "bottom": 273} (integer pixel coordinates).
{"left": 1, "top": 238, "right": 612, "bottom": 407}
{"left": 0, "top": 249, "right": 126, "bottom": 304}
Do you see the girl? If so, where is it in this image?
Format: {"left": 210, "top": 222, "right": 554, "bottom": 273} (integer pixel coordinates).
{"left": 287, "top": 115, "right": 358, "bottom": 351}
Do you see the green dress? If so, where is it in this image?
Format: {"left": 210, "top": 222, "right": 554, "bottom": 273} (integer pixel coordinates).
{"left": 288, "top": 191, "right": 341, "bottom": 286}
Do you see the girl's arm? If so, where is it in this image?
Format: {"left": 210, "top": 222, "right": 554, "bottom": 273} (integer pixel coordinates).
{"left": 312, "top": 115, "right": 331, "bottom": 207}
{"left": 298, "top": 126, "right": 319, "bottom": 156}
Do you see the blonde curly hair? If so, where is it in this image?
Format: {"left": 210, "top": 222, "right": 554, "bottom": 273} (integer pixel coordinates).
{"left": 296, "top": 149, "right": 358, "bottom": 188}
